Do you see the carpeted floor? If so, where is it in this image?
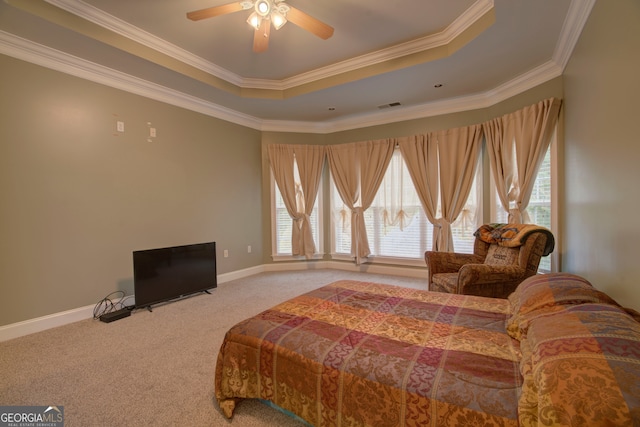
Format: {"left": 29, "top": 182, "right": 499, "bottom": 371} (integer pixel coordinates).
{"left": 0, "top": 269, "right": 427, "bottom": 426}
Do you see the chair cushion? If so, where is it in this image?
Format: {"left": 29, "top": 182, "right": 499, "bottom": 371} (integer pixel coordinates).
{"left": 430, "top": 273, "right": 459, "bottom": 294}
{"left": 484, "top": 244, "right": 520, "bottom": 266}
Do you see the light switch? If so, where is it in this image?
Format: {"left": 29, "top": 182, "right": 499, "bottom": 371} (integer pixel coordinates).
{"left": 116, "top": 121, "right": 125, "bottom": 132}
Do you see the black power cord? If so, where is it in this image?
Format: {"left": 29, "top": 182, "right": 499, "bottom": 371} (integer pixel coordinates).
{"left": 93, "top": 291, "right": 134, "bottom": 320}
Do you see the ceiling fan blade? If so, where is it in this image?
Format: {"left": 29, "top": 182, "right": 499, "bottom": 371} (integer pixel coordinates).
{"left": 286, "top": 6, "right": 334, "bottom": 40}
{"left": 253, "top": 21, "right": 271, "bottom": 53}
{"left": 186, "top": 2, "right": 244, "bottom": 21}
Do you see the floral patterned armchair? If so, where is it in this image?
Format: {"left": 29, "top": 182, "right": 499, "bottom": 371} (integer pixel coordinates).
{"left": 425, "top": 224, "right": 555, "bottom": 299}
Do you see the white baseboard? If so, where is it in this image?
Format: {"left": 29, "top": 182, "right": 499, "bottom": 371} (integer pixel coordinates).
{"left": 0, "top": 262, "right": 425, "bottom": 342}
{"left": 217, "top": 264, "right": 265, "bottom": 284}
{"left": 0, "top": 304, "right": 95, "bottom": 343}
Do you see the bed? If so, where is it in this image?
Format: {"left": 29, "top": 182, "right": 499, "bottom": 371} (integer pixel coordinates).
{"left": 215, "top": 274, "right": 640, "bottom": 426}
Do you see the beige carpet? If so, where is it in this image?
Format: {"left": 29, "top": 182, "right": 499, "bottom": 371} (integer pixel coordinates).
{"left": 0, "top": 269, "right": 427, "bottom": 426}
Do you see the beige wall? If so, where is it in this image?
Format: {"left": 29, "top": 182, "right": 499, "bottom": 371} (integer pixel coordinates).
{"left": 562, "top": 0, "right": 640, "bottom": 309}
{"left": 0, "top": 55, "right": 263, "bottom": 325}
{"left": 2, "top": 1, "right": 638, "bottom": 327}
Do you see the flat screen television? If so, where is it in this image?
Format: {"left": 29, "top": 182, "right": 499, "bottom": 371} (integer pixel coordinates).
{"left": 133, "top": 241, "right": 217, "bottom": 310}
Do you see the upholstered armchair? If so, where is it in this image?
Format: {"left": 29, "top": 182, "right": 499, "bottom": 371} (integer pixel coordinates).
{"left": 425, "top": 224, "right": 555, "bottom": 299}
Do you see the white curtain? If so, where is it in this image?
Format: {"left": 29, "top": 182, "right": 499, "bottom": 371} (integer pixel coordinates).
{"left": 327, "top": 139, "right": 395, "bottom": 264}
{"left": 483, "top": 98, "right": 562, "bottom": 223}
{"left": 378, "top": 151, "right": 420, "bottom": 233}
{"left": 267, "top": 144, "right": 325, "bottom": 259}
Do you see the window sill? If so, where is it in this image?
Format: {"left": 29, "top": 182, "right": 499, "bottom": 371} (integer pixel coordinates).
{"left": 271, "top": 253, "right": 427, "bottom": 268}
{"left": 330, "top": 253, "right": 427, "bottom": 268}
{"left": 271, "top": 254, "right": 324, "bottom": 262}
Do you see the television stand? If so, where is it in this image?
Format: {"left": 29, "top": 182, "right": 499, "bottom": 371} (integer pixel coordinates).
{"left": 141, "top": 289, "right": 213, "bottom": 313}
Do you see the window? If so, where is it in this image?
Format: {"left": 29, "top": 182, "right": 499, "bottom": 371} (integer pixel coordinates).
{"left": 491, "top": 145, "right": 553, "bottom": 272}
{"left": 269, "top": 125, "right": 556, "bottom": 269}
{"left": 330, "top": 149, "right": 482, "bottom": 263}
{"left": 330, "top": 151, "right": 429, "bottom": 260}
{"left": 271, "top": 168, "right": 323, "bottom": 259}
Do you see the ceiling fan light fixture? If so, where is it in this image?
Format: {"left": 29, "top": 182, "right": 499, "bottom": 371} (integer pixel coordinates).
{"left": 239, "top": 1, "right": 254, "bottom": 10}
{"left": 271, "top": 10, "right": 287, "bottom": 30}
{"left": 255, "top": 0, "right": 271, "bottom": 17}
{"left": 247, "top": 11, "right": 261, "bottom": 30}
{"left": 187, "top": 0, "right": 332, "bottom": 52}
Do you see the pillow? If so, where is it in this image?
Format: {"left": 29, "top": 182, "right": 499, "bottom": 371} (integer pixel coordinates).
{"left": 506, "top": 273, "right": 620, "bottom": 340}
{"left": 484, "top": 244, "right": 520, "bottom": 266}
{"left": 508, "top": 273, "right": 619, "bottom": 314}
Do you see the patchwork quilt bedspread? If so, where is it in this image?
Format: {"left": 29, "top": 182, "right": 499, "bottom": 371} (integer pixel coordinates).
{"left": 215, "top": 280, "right": 522, "bottom": 426}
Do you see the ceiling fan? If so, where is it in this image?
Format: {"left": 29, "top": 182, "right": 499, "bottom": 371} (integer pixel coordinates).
{"left": 187, "top": 0, "right": 334, "bottom": 53}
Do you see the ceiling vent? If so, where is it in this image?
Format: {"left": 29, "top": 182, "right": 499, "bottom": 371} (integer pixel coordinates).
{"left": 377, "top": 101, "right": 402, "bottom": 110}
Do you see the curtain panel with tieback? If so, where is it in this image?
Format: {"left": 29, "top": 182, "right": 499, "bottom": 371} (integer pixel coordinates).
{"left": 483, "top": 97, "right": 562, "bottom": 224}
{"left": 268, "top": 97, "right": 561, "bottom": 261}
{"left": 327, "top": 139, "right": 395, "bottom": 264}
{"left": 397, "top": 134, "right": 440, "bottom": 248}
{"left": 267, "top": 144, "right": 325, "bottom": 259}
{"left": 398, "top": 126, "right": 483, "bottom": 253}
{"left": 433, "top": 125, "right": 483, "bottom": 252}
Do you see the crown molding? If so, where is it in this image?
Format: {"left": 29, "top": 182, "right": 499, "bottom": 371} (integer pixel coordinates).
{"left": 248, "top": 0, "right": 495, "bottom": 90}
{"left": 0, "top": 30, "right": 263, "bottom": 130}
{"left": 45, "top": 0, "right": 494, "bottom": 91}
{"left": 0, "top": 0, "right": 590, "bottom": 134}
{"left": 45, "top": 0, "right": 244, "bottom": 86}
{"left": 552, "top": 0, "right": 596, "bottom": 70}
{"left": 0, "top": 29, "right": 565, "bottom": 134}
{"left": 261, "top": 60, "right": 564, "bottom": 134}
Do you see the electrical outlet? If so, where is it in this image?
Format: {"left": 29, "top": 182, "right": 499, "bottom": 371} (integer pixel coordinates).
{"left": 247, "top": 245, "right": 252, "bottom": 253}
{"left": 116, "top": 121, "right": 124, "bottom": 132}
{"left": 223, "top": 249, "right": 229, "bottom": 258}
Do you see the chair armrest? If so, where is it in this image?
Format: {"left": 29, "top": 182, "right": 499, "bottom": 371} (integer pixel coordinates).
{"left": 425, "top": 251, "right": 484, "bottom": 286}
{"left": 425, "top": 251, "right": 483, "bottom": 274}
